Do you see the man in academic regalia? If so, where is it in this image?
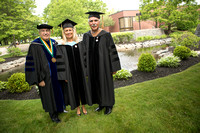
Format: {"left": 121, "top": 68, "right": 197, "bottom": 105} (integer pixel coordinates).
{"left": 25, "top": 24, "right": 65, "bottom": 123}
{"left": 82, "top": 11, "right": 121, "bottom": 115}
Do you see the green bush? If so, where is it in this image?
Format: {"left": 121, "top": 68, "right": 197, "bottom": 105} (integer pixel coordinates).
{"left": 0, "top": 51, "right": 2, "bottom": 55}
{"left": 0, "top": 58, "right": 5, "bottom": 62}
{"left": 7, "top": 47, "right": 22, "bottom": 57}
{"left": 173, "top": 46, "right": 191, "bottom": 60}
{"left": 136, "top": 35, "right": 167, "bottom": 42}
{"left": 157, "top": 56, "right": 181, "bottom": 68}
{"left": 113, "top": 69, "right": 132, "bottom": 80}
{"left": 6, "top": 73, "right": 30, "bottom": 93}
{"left": 137, "top": 53, "right": 157, "bottom": 72}
{"left": 0, "top": 81, "right": 7, "bottom": 92}
{"left": 190, "top": 50, "right": 199, "bottom": 57}
{"left": 111, "top": 32, "right": 134, "bottom": 44}
{"left": 169, "top": 31, "right": 184, "bottom": 40}
{"left": 171, "top": 32, "right": 200, "bottom": 48}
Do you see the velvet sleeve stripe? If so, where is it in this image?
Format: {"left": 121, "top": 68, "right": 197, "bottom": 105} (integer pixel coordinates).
{"left": 110, "top": 45, "right": 116, "bottom": 49}
{"left": 56, "top": 55, "right": 62, "bottom": 58}
{"left": 57, "top": 68, "right": 65, "bottom": 72}
{"left": 111, "top": 51, "right": 118, "bottom": 55}
{"left": 26, "top": 56, "right": 33, "bottom": 60}
{"left": 25, "top": 62, "right": 34, "bottom": 66}
{"left": 112, "top": 57, "right": 119, "bottom": 62}
{"left": 25, "top": 68, "right": 35, "bottom": 71}
{"left": 56, "top": 62, "right": 65, "bottom": 65}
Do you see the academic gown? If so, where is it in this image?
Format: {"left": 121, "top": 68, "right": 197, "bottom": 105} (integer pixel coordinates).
{"left": 56, "top": 41, "right": 92, "bottom": 110}
{"left": 25, "top": 38, "right": 65, "bottom": 114}
{"left": 82, "top": 30, "right": 121, "bottom": 107}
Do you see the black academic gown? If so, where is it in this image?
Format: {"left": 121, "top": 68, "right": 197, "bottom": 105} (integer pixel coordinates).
{"left": 56, "top": 42, "right": 92, "bottom": 110}
{"left": 82, "top": 30, "right": 121, "bottom": 107}
{"left": 25, "top": 38, "right": 65, "bottom": 114}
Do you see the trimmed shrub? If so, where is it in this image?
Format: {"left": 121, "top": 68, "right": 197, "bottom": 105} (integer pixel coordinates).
{"left": 0, "top": 58, "right": 5, "bottom": 62}
{"left": 7, "top": 47, "right": 22, "bottom": 57}
{"left": 113, "top": 69, "right": 132, "bottom": 80}
{"left": 7, "top": 73, "right": 30, "bottom": 93}
{"left": 173, "top": 46, "right": 191, "bottom": 60}
{"left": 172, "top": 32, "right": 200, "bottom": 48}
{"left": 190, "top": 50, "right": 199, "bottom": 57}
{"left": 137, "top": 53, "right": 157, "bottom": 72}
{"left": 111, "top": 32, "right": 134, "bottom": 44}
{"left": 0, "top": 81, "right": 7, "bottom": 92}
{"left": 157, "top": 56, "right": 181, "bottom": 68}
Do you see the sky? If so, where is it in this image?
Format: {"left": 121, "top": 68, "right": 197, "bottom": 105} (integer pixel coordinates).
{"left": 34, "top": 0, "right": 140, "bottom": 15}
{"left": 34, "top": 0, "right": 200, "bottom": 15}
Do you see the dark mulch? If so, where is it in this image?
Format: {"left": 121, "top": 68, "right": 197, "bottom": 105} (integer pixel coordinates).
{"left": 0, "top": 55, "right": 200, "bottom": 100}
{"left": 114, "top": 56, "right": 200, "bottom": 88}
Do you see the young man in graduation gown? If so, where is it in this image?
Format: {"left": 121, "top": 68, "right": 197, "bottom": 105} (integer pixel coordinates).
{"left": 25, "top": 24, "right": 65, "bottom": 123}
{"left": 82, "top": 11, "right": 121, "bottom": 115}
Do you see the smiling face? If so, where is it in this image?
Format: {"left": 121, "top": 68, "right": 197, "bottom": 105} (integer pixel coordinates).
{"left": 88, "top": 17, "right": 100, "bottom": 32}
{"left": 63, "top": 27, "right": 73, "bottom": 40}
{"left": 39, "top": 28, "right": 51, "bottom": 41}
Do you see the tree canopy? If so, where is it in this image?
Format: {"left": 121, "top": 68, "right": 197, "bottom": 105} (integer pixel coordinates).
{"left": 140, "top": 0, "right": 200, "bottom": 33}
{"left": 0, "top": 0, "right": 40, "bottom": 45}
{"left": 43, "top": 0, "right": 107, "bottom": 36}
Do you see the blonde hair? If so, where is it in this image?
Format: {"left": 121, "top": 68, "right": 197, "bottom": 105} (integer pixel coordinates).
{"left": 62, "top": 27, "right": 78, "bottom": 43}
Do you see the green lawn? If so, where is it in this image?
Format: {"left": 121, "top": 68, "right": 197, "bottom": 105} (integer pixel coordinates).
{"left": 0, "top": 63, "right": 200, "bottom": 133}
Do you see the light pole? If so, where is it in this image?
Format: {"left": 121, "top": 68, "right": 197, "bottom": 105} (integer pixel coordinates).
{"left": 136, "top": 12, "right": 142, "bottom": 30}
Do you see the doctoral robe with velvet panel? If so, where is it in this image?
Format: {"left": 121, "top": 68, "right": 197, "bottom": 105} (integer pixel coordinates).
{"left": 82, "top": 30, "right": 121, "bottom": 107}
{"left": 56, "top": 42, "right": 92, "bottom": 110}
{"left": 25, "top": 38, "right": 65, "bottom": 114}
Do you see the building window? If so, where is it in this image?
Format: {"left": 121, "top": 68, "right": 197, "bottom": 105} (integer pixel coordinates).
{"left": 119, "top": 17, "right": 133, "bottom": 31}
{"left": 132, "top": 16, "right": 136, "bottom": 21}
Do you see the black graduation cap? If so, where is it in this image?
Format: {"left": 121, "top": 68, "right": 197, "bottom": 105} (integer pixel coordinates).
{"left": 58, "top": 19, "right": 77, "bottom": 29}
{"left": 37, "top": 24, "right": 53, "bottom": 29}
{"left": 85, "top": 11, "right": 105, "bottom": 19}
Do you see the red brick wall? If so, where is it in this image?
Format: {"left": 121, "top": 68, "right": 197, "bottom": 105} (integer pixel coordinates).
{"left": 104, "top": 10, "right": 157, "bottom": 32}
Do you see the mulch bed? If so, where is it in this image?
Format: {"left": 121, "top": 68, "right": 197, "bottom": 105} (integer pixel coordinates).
{"left": 0, "top": 55, "right": 200, "bottom": 100}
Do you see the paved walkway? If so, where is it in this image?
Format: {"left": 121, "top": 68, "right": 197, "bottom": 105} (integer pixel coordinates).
{"left": 0, "top": 44, "right": 30, "bottom": 56}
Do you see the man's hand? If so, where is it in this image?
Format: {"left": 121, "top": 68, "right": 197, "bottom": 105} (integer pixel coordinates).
{"left": 39, "top": 81, "right": 45, "bottom": 87}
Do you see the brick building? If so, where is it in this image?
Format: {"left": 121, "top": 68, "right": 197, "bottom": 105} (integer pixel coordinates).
{"left": 104, "top": 10, "right": 158, "bottom": 33}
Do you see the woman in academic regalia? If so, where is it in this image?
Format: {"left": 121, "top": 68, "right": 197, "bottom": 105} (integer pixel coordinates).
{"left": 56, "top": 19, "right": 92, "bottom": 116}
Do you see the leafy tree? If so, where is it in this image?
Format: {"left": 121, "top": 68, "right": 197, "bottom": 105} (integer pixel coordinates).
{"left": 102, "top": 10, "right": 115, "bottom": 27}
{"left": 140, "top": 0, "right": 163, "bottom": 28}
{"left": 139, "top": 0, "right": 199, "bottom": 33}
{"left": 43, "top": 0, "right": 107, "bottom": 35}
{"left": 0, "top": 0, "right": 40, "bottom": 45}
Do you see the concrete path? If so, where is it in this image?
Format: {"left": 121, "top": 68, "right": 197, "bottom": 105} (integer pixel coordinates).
{"left": 0, "top": 44, "right": 30, "bottom": 56}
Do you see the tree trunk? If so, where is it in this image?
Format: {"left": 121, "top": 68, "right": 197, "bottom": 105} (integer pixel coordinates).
{"left": 3, "top": 38, "right": 8, "bottom": 45}
{"left": 13, "top": 34, "right": 16, "bottom": 47}
{"left": 167, "top": 23, "right": 171, "bottom": 34}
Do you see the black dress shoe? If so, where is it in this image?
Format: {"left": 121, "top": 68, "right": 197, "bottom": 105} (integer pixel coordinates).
{"left": 104, "top": 107, "right": 112, "bottom": 115}
{"left": 49, "top": 112, "right": 61, "bottom": 123}
{"left": 95, "top": 106, "right": 104, "bottom": 112}
{"left": 51, "top": 117, "right": 61, "bottom": 123}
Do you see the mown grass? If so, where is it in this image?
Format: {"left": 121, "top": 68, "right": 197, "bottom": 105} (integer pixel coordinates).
{"left": 0, "top": 51, "right": 27, "bottom": 58}
{"left": 0, "top": 63, "right": 200, "bottom": 133}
